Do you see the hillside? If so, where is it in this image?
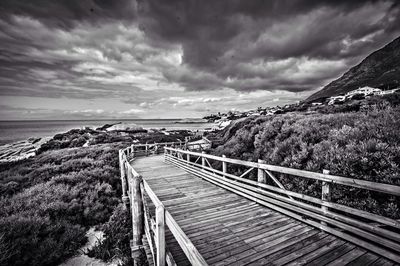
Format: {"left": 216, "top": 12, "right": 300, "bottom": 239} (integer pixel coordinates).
{"left": 306, "top": 36, "right": 400, "bottom": 102}
{"left": 208, "top": 106, "right": 400, "bottom": 219}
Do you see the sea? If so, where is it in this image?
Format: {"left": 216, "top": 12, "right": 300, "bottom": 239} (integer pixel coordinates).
{"left": 0, "top": 119, "right": 214, "bottom": 145}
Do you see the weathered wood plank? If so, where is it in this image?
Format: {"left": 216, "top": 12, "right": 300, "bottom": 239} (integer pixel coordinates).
{"left": 165, "top": 211, "right": 208, "bottom": 265}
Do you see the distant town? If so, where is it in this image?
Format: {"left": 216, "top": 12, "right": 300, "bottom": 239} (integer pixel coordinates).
{"left": 204, "top": 86, "right": 400, "bottom": 130}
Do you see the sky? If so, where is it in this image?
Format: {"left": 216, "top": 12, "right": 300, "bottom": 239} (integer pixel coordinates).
{"left": 0, "top": 0, "right": 399, "bottom": 120}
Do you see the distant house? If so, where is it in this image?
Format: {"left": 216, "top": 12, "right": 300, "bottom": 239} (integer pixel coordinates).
{"left": 377, "top": 88, "right": 399, "bottom": 96}
{"left": 311, "top": 102, "right": 323, "bottom": 106}
{"left": 345, "top": 87, "right": 381, "bottom": 98}
{"left": 328, "top": 95, "right": 346, "bottom": 105}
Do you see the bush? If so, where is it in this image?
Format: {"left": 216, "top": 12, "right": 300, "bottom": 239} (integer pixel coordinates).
{"left": 87, "top": 204, "right": 133, "bottom": 264}
{"left": 0, "top": 144, "right": 122, "bottom": 265}
{"left": 212, "top": 106, "right": 400, "bottom": 218}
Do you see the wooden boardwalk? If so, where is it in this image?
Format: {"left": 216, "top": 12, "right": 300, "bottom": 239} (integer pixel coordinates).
{"left": 132, "top": 155, "right": 396, "bottom": 266}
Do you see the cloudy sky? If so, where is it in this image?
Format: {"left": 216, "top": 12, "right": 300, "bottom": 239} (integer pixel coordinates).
{"left": 0, "top": 0, "right": 399, "bottom": 120}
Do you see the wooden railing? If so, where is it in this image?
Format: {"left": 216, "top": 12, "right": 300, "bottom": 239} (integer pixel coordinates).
{"left": 119, "top": 142, "right": 208, "bottom": 266}
{"left": 164, "top": 147, "right": 400, "bottom": 263}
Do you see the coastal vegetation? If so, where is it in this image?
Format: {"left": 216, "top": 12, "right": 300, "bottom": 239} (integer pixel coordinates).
{"left": 0, "top": 127, "right": 191, "bottom": 266}
{"left": 209, "top": 103, "right": 400, "bottom": 219}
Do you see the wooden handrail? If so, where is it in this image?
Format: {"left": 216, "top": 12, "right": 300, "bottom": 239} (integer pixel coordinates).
{"left": 164, "top": 147, "right": 400, "bottom": 196}
{"left": 164, "top": 149, "right": 400, "bottom": 263}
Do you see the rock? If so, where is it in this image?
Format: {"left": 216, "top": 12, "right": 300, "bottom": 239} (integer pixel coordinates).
{"left": 96, "top": 122, "right": 121, "bottom": 131}
{"left": 0, "top": 137, "right": 50, "bottom": 163}
{"left": 105, "top": 123, "right": 143, "bottom": 132}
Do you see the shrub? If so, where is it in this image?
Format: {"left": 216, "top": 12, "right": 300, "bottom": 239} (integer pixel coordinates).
{"left": 212, "top": 107, "right": 400, "bottom": 218}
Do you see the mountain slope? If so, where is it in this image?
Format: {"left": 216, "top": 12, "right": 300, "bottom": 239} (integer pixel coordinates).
{"left": 306, "top": 36, "right": 400, "bottom": 102}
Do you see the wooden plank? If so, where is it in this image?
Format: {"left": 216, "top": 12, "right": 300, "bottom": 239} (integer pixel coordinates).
{"left": 175, "top": 204, "right": 259, "bottom": 227}
{"left": 272, "top": 235, "right": 337, "bottom": 265}
{"left": 324, "top": 247, "right": 366, "bottom": 266}
{"left": 172, "top": 200, "right": 253, "bottom": 221}
{"left": 306, "top": 243, "right": 355, "bottom": 266}
{"left": 185, "top": 216, "right": 276, "bottom": 245}
{"left": 349, "top": 252, "right": 380, "bottom": 266}
{"left": 170, "top": 198, "right": 250, "bottom": 217}
{"left": 240, "top": 229, "right": 320, "bottom": 266}
{"left": 181, "top": 209, "right": 275, "bottom": 235}
{"left": 285, "top": 240, "right": 346, "bottom": 266}
{"left": 165, "top": 211, "right": 208, "bottom": 266}
{"left": 208, "top": 226, "right": 317, "bottom": 265}
{"left": 194, "top": 217, "right": 292, "bottom": 250}
{"left": 168, "top": 196, "right": 240, "bottom": 215}
{"left": 251, "top": 232, "right": 331, "bottom": 266}
{"left": 370, "top": 257, "right": 395, "bottom": 266}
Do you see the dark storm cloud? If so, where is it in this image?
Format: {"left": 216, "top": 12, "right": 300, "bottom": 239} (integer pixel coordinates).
{"left": 0, "top": 0, "right": 400, "bottom": 118}
{"left": 136, "top": 0, "right": 400, "bottom": 92}
{"left": 137, "top": 0, "right": 399, "bottom": 64}
{"left": 0, "top": 0, "right": 137, "bottom": 28}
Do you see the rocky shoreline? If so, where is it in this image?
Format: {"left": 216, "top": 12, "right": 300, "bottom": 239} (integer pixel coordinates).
{"left": 0, "top": 137, "right": 51, "bottom": 163}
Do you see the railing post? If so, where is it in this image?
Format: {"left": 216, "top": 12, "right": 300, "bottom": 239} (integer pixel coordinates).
{"left": 201, "top": 151, "right": 206, "bottom": 169}
{"left": 321, "top": 169, "right": 331, "bottom": 226}
{"left": 145, "top": 142, "right": 148, "bottom": 156}
{"left": 222, "top": 155, "right": 227, "bottom": 177}
{"left": 130, "top": 174, "right": 144, "bottom": 265}
{"left": 257, "top": 159, "right": 267, "bottom": 183}
{"left": 187, "top": 153, "right": 190, "bottom": 164}
{"left": 156, "top": 205, "right": 166, "bottom": 266}
{"left": 119, "top": 151, "right": 129, "bottom": 208}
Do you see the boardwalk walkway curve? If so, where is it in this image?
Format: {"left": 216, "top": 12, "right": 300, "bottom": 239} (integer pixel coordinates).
{"left": 119, "top": 141, "right": 400, "bottom": 266}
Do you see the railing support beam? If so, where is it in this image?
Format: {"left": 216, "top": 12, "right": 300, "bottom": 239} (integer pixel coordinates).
{"left": 119, "top": 151, "right": 129, "bottom": 208}
{"left": 321, "top": 169, "right": 331, "bottom": 226}
{"left": 156, "top": 205, "right": 166, "bottom": 266}
{"left": 257, "top": 159, "right": 267, "bottom": 184}
{"left": 130, "top": 174, "right": 144, "bottom": 265}
{"left": 222, "top": 155, "right": 227, "bottom": 177}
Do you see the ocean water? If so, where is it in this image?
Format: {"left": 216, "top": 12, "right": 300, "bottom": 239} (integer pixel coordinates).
{"left": 0, "top": 119, "right": 213, "bottom": 145}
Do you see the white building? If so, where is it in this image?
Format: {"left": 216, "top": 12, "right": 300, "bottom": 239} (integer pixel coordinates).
{"left": 328, "top": 95, "right": 346, "bottom": 105}
{"left": 311, "top": 102, "right": 323, "bottom": 106}
{"left": 345, "top": 86, "right": 381, "bottom": 98}
{"left": 377, "top": 88, "right": 399, "bottom": 96}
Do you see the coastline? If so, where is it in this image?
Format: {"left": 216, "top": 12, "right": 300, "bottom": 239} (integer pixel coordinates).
{"left": 0, "top": 120, "right": 213, "bottom": 163}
